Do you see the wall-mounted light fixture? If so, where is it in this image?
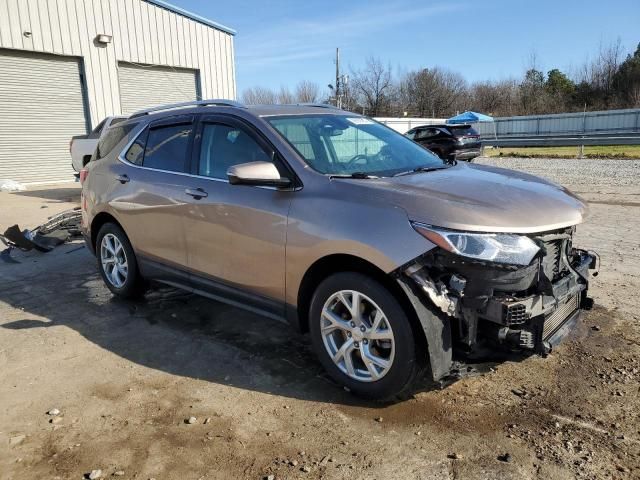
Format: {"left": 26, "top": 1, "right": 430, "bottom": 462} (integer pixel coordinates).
{"left": 23, "top": 31, "right": 32, "bottom": 38}
{"left": 95, "top": 34, "right": 112, "bottom": 45}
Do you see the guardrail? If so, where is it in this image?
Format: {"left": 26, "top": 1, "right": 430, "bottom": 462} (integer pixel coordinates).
{"left": 481, "top": 132, "right": 640, "bottom": 147}
{"left": 473, "top": 108, "right": 640, "bottom": 148}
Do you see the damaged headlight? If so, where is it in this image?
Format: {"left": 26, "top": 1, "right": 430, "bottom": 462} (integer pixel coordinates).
{"left": 412, "top": 223, "right": 540, "bottom": 266}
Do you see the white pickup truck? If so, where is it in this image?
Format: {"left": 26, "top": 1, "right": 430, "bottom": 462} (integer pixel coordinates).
{"left": 70, "top": 116, "right": 126, "bottom": 173}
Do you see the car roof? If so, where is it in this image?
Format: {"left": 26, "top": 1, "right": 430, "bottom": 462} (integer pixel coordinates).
{"left": 246, "top": 104, "right": 351, "bottom": 117}
{"left": 117, "top": 102, "right": 353, "bottom": 128}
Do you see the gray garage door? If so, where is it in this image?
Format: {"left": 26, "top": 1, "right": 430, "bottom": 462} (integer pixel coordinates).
{"left": 118, "top": 62, "right": 200, "bottom": 115}
{"left": 0, "top": 49, "right": 88, "bottom": 184}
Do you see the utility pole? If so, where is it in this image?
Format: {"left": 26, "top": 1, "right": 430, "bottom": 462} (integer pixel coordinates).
{"left": 329, "top": 48, "right": 348, "bottom": 109}
{"left": 335, "top": 47, "right": 341, "bottom": 109}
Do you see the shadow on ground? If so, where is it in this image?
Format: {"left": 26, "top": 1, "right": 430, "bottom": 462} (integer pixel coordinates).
{"left": 12, "top": 187, "right": 80, "bottom": 202}
{"left": 0, "top": 243, "right": 435, "bottom": 407}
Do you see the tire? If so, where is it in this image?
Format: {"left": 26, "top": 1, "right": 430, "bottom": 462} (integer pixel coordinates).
{"left": 96, "top": 222, "right": 146, "bottom": 299}
{"left": 309, "top": 272, "right": 419, "bottom": 401}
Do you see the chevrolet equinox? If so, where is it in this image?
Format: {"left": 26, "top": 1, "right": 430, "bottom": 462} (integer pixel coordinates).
{"left": 81, "top": 100, "right": 598, "bottom": 400}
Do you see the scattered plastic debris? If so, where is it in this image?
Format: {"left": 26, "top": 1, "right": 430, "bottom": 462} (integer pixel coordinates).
{"left": 1, "top": 208, "right": 83, "bottom": 260}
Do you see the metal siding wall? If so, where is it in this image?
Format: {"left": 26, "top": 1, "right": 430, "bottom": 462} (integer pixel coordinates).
{"left": 118, "top": 62, "right": 198, "bottom": 114}
{"left": 0, "top": 0, "right": 236, "bottom": 128}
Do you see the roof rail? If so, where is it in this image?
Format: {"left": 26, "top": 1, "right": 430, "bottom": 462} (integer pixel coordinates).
{"left": 296, "top": 103, "right": 339, "bottom": 109}
{"left": 129, "top": 99, "right": 244, "bottom": 118}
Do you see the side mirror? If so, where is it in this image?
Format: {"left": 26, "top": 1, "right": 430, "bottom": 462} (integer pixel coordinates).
{"left": 227, "top": 161, "right": 291, "bottom": 188}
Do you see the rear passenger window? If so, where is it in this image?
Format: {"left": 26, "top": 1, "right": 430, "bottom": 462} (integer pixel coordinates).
{"left": 143, "top": 123, "right": 193, "bottom": 172}
{"left": 415, "top": 128, "right": 437, "bottom": 140}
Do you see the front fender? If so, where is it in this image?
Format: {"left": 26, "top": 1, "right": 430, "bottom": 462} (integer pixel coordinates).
{"left": 285, "top": 188, "right": 435, "bottom": 307}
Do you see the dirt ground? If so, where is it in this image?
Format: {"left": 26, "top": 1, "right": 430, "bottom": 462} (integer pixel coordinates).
{"left": 1, "top": 158, "right": 639, "bottom": 480}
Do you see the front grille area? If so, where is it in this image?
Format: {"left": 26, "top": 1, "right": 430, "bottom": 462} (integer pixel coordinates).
{"left": 505, "top": 303, "right": 527, "bottom": 325}
{"left": 541, "top": 239, "right": 563, "bottom": 281}
{"left": 543, "top": 294, "right": 580, "bottom": 339}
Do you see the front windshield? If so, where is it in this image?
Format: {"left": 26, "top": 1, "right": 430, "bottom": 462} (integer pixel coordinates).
{"left": 267, "top": 115, "right": 446, "bottom": 176}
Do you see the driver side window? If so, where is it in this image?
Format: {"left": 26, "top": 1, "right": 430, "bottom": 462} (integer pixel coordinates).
{"left": 198, "top": 123, "right": 272, "bottom": 180}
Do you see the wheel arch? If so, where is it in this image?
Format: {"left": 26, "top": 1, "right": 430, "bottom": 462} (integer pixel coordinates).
{"left": 295, "top": 254, "right": 429, "bottom": 366}
{"left": 90, "top": 211, "right": 125, "bottom": 252}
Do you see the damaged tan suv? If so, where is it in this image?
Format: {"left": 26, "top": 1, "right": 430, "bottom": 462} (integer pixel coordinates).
{"left": 81, "top": 100, "right": 598, "bottom": 400}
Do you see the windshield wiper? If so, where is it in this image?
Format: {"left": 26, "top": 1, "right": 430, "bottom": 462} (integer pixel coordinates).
{"left": 392, "top": 165, "right": 450, "bottom": 177}
{"left": 328, "top": 172, "right": 378, "bottom": 179}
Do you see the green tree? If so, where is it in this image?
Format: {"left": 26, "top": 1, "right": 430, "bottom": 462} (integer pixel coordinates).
{"left": 545, "top": 69, "right": 576, "bottom": 97}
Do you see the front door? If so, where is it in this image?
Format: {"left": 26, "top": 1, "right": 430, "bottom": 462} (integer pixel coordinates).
{"left": 182, "top": 115, "right": 292, "bottom": 319}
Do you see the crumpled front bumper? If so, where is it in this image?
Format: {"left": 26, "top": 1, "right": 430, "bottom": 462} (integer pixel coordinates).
{"left": 479, "top": 249, "right": 596, "bottom": 354}
{"left": 398, "top": 244, "right": 598, "bottom": 380}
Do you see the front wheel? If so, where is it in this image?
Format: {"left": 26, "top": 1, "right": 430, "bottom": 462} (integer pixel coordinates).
{"left": 309, "top": 272, "right": 420, "bottom": 401}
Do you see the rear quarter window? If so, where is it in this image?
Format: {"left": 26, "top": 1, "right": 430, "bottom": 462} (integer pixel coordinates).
{"left": 95, "top": 122, "right": 139, "bottom": 160}
{"left": 449, "top": 126, "right": 479, "bottom": 137}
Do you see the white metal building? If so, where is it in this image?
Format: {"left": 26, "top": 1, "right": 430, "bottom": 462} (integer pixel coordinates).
{"left": 0, "top": 0, "right": 236, "bottom": 184}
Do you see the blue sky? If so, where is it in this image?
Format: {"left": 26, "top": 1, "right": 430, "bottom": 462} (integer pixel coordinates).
{"left": 174, "top": 0, "right": 639, "bottom": 96}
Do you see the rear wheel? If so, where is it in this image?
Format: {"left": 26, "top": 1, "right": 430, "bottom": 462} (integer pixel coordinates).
{"left": 96, "top": 223, "right": 146, "bottom": 298}
{"left": 309, "top": 272, "right": 419, "bottom": 401}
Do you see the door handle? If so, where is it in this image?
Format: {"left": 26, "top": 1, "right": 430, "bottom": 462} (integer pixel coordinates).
{"left": 185, "top": 187, "right": 208, "bottom": 199}
{"left": 115, "top": 174, "right": 130, "bottom": 184}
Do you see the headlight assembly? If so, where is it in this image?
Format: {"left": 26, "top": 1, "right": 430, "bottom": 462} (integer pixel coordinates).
{"left": 412, "top": 223, "right": 540, "bottom": 266}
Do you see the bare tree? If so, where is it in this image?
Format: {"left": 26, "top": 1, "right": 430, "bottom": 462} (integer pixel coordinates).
{"left": 277, "top": 86, "right": 295, "bottom": 104}
{"left": 613, "top": 42, "right": 640, "bottom": 107}
{"left": 350, "top": 57, "right": 393, "bottom": 116}
{"left": 241, "top": 86, "right": 277, "bottom": 104}
{"left": 468, "top": 80, "right": 520, "bottom": 116}
{"left": 295, "top": 80, "right": 320, "bottom": 103}
{"left": 398, "top": 67, "right": 467, "bottom": 117}
{"left": 577, "top": 38, "right": 624, "bottom": 108}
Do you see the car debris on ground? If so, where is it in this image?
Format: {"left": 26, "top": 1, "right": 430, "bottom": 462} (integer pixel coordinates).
{"left": 0, "top": 208, "right": 83, "bottom": 261}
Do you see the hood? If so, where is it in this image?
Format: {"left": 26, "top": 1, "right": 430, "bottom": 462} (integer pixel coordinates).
{"left": 343, "top": 163, "right": 588, "bottom": 234}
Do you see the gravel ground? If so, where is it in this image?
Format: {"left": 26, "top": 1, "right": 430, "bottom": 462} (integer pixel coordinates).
{"left": 477, "top": 157, "right": 640, "bottom": 207}
{"left": 0, "top": 158, "right": 638, "bottom": 480}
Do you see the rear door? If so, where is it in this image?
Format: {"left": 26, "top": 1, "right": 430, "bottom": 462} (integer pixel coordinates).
{"left": 181, "top": 114, "right": 292, "bottom": 318}
{"left": 112, "top": 115, "right": 196, "bottom": 274}
{"left": 414, "top": 128, "right": 439, "bottom": 149}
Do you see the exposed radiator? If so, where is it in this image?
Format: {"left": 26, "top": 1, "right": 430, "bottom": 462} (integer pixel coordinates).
{"left": 543, "top": 294, "right": 580, "bottom": 339}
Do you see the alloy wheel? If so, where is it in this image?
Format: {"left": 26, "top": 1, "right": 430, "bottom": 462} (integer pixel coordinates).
{"left": 100, "top": 233, "right": 128, "bottom": 288}
{"left": 320, "top": 290, "right": 395, "bottom": 382}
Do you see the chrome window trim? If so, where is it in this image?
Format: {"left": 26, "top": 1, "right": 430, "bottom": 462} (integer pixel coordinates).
{"left": 116, "top": 121, "right": 229, "bottom": 183}
{"left": 116, "top": 125, "right": 293, "bottom": 191}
